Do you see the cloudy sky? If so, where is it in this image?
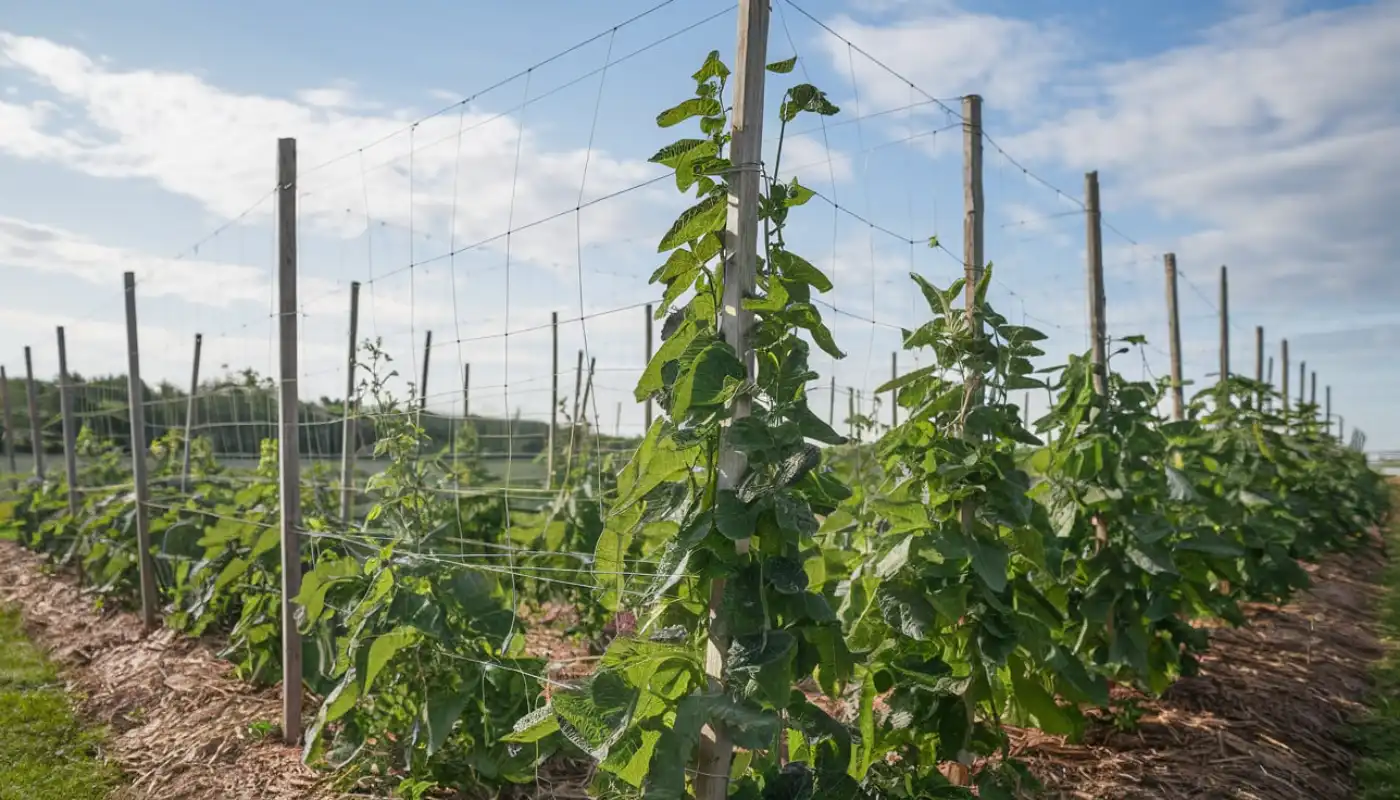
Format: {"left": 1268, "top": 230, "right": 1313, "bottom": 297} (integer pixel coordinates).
{"left": 1, "top": 0, "right": 1396, "bottom": 449}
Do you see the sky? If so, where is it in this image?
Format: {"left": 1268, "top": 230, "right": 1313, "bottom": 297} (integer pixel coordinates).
{"left": 0, "top": 0, "right": 1397, "bottom": 450}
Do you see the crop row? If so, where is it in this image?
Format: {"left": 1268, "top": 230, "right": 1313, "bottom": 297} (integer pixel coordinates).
{"left": 0, "top": 53, "right": 1389, "bottom": 800}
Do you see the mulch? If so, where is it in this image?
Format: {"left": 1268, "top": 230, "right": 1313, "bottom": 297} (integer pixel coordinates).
{"left": 1014, "top": 537, "right": 1386, "bottom": 799}
{"left": 0, "top": 531, "right": 1389, "bottom": 799}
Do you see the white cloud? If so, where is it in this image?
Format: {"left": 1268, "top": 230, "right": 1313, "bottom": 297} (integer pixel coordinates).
{"left": 1001, "top": 1, "right": 1400, "bottom": 309}
{"left": 776, "top": 133, "right": 854, "bottom": 183}
{"left": 0, "top": 31, "right": 674, "bottom": 272}
{"left": 815, "top": 9, "right": 1070, "bottom": 114}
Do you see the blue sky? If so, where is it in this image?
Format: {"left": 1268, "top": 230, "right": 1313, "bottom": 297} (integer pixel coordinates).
{"left": 1, "top": 0, "right": 1397, "bottom": 449}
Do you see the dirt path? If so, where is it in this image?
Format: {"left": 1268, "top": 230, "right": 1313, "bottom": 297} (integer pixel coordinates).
{"left": 1016, "top": 542, "right": 1385, "bottom": 799}
{"left": 0, "top": 542, "right": 331, "bottom": 800}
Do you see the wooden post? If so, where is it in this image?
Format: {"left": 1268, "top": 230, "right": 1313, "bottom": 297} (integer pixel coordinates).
{"left": 890, "top": 352, "right": 898, "bottom": 427}
{"left": 56, "top": 327, "right": 80, "bottom": 518}
{"left": 1218, "top": 266, "right": 1229, "bottom": 388}
{"left": 547, "top": 312, "right": 559, "bottom": 490}
{"left": 1325, "top": 385, "right": 1332, "bottom": 436}
{"left": 419, "top": 330, "right": 432, "bottom": 412}
{"left": 1298, "top": 360, "right": 1305, "bottom": 407}
{"left": 696, "top": 2, "right": 767, "bottom": 795}
{"left": 463, "top": 363, "right": 470, "bottom": 420}
{"left": 848, "top": 387, "right": 855, "bottom": 440}
{"left": 122, "top": 272, "right": 158, "bottom": 630}
{"left": 339, "top": 282, "right": 360, "bottom": 524}
{"left": 1309, "top": 371, "right": 1316, "bottom": 414}
{"left": 580, "top": 357, "right": 597, "bottom": 431}
{"left": 828, "top": 374, "right": 835, "bottom": 426}
{"left": 275, "top": 137, "right": 304, "bottom": 744}
{"left": 1260, "top": 323, "right": 1271, "bottom": 406}
{"left": 615, "top": 402, "right": 622, "bottom": 437}
{"left": 1163, "top": 254, "right": 1184, "bottom": 421}
{"left": 1084, "top": 171, "right": 1106, "bottom": 397}
{"left": 23, "top": 346, "right": 44, "bottom": 478}
{"left": 1339, "top": 415, "right": 1344, "bottom": 442}
{"left": 643, "top": 304, "right": 654, "bottom": 430}
{"left": 952, "top": 91, "right": 986, "bottom": 785}
{"left": 1281, "top": 340, "right": 1290, "bottom": 414}
{"left": 0, "top": 366, "right": 16, "bottom": 480}
{"left": 180, "top": 333, "right": 203, "bottom": 492}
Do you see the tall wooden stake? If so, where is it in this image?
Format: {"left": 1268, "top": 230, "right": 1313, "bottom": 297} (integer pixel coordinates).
{"left": 339, "top": 281, "right": 360, "bottom": 524}
{"left": 23, "top": 346, "right": 43, "bottom": 478}
{"left": 122, "top": 272, "right": 158, "bottom": 630}
{"left": 1163, "top": 254, "right": 1184, "bottom": 421}
{"left": 56, "top": 327, "right": 80, "bottom": 518}
{"left": 643, "top": 304, "right": 654, "bottom": 431}
{"left": 0, "top": 366, "right": 16, "bottom": 481}
{"left": 828, "top": 374, "right": 835, "bottom": 426}
{"left": 696, "top": 2, "right": 767, "bottom": 795}
{"left": 890, "top": 352, "right": 898, "bottom": 427}
{"left": 180, "top": 333, "right": 203, "bottom": 492}
{"left": 1309, "top": 371, "right": 1317, "bottom": 411}
{"left": 1218, "top": 266, "right": 1230, "bottom": 389}
{"left": 1084, "top": 171, "right": 1106, "bottom": 396}
{"left": 1281, "top": 340, "right": 1290, "bottom": 414}
{"left": 1254, "top": 325, "right": 1264, "bottom": 407}
{"left": 581, "top": 357, "right": 597, "bottom": 430}
{"left": 1298, "top": 360, "right": 1306, "bottom": 407}
{"left": 547, "top": 312, "right": 559, "bottom": 490}
{"left": 1325, "top": 385, "right": 1332, "bottom": 435}
{"left": 275, "top": 138, "right": 303, "bottom": 744}
{"left": 419, "top": 330, "right": 432, "bottom": 412}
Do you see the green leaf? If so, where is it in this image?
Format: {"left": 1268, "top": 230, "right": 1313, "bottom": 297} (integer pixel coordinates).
{"left": 649, "top": 138, "right": 709, "bottom": 167}
{"left": 1176, "top": 532, "right": 1244, "bottom": 557}
{"left": 692, "top": 51, "right": 730, "bottom": 83}
{"left": 364, "top": 626, "right": 418, "bottom": 694}
{"left": 658, "top": 194, "right": 726, "bottom": 252}
{"left": 672, "top": 341, "right": 745, "bottom": 416}
{"left": 772, "top": 250, "right": 832, "bottom": 293}
{"left": 968, "top": 536, "right": 1009, "bottom": 593}
{"left": 715, "top": 490, "right": 756, "bottom": 541}
{"left": 656, "top": 97, "right": 723, "bottom": 128}
{"left": 877, "top": 584, "right": 938, "bottom": 640}
{"left": 1165, "top": 466, "right": 1196, "bottom": 502}
{"left": 766, "top": 56, "right": 798, "bottom": 74}
{"left": 503, "top": 705, "right": 560, "bottom": 743}
{"left": 1126, "top": 542, "right": 1177, "bottom": 576}
{"left": 728, "top": 631, "right": 796, "bottom": 707}
{"left": 424, "top": 685, "right": 472, "bottom": 756}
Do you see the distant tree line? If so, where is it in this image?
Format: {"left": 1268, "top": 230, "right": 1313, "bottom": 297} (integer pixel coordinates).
{"left": 0, "top": 369, "right": 633, "bottom": 459}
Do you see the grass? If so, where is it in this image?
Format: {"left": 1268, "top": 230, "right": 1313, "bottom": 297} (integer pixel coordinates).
{"left": 0, "top": 605, "right": 122, "bottom": 800}
{"left": 1351, "top": 484, "right": 1400, "bottom": 798}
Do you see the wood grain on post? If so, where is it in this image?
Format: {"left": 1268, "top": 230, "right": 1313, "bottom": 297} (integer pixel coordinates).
{"left": 696, "top": 2, "right": 768, "bottom": 795}
{"left": 548, "top": 311, "right": 559, "bottom": 490}
{"left": 890, "top": 352, "right": 898, "bottom": 427}
{"left": 180, "top": 333, "right": 203, "bottom": 493}
{"left": 1163, "top": 254, "right": 1185, "bottom": 421}
{"left": 0, "top": 366, "right": 16, "bottom": 480}
{"left": 275, "top": 138, "right": 304, "bottom": 745}
{"left": 1218, "top": 266, "right": 1230, "bottom": 389}
{"left": 1325, "top": 385, "right": 1332, "bottom": 436}
{"left": 56, "top": 328, "right": 80, "bottom": 517}
{"left": 122, "top": 273, "right": 158, "bottom": 630}
{"left": 643, "top": 305, "right": 654, "bottom": 431}
{"left": 1084, "top": 171, "right": 1107, "bottom": 397}
{"left": 23, "top": 346, "right": 44, "bottom": 478}
{"left": 419, "top": 330, "right": 432, "bottom": 412}
{"left": 339, "top": 282, "right": 360, "bottom": 524}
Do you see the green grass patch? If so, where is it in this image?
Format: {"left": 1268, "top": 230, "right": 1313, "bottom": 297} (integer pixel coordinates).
{"left": 0, "top": 605, "right": 122, "bottom": 800}
{"left": 1351, "top": 487, "right": 1400, "bottom": 798}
